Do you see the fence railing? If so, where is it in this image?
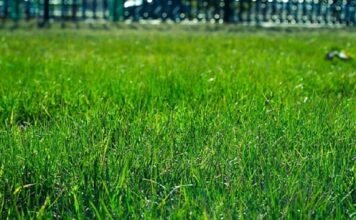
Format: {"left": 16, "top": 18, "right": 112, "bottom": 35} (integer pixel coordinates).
{"left": 0, "top": 0, "right": 355, "bottom": 26}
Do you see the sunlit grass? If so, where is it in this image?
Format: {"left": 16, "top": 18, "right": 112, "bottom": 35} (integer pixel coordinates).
{"left": 0, "top": 29, "right": 355, "bottom": 219}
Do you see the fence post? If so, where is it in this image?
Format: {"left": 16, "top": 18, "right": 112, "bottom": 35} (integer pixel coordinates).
{"left": 93, "top": 0, "right": 97, "bottom": 19}
{"left": 103, "top": 0, "right": 108, "bottom": 19}
{"left": 43, "top": 0, "right": 50, "bottom": 24}
{"left": 61, "top": 0, "right": 66, "bottom": 27}
{"left": 113, "top": 0, "right": 118, "bottom": 21}
{"left": 13, "top": 0, "right": 20, "bottom": 21}
{"left": 82, "top": 0, "right": 86, "bottom": 19}
{"left": 3, "top": 0, "right": 9, "bottom": 20}
{"left": 72, "top": 0, "right": 78, "bottom": 21}
{"left": 223, "top": 0, "right": 233, "bottom": 23}
{"left": 25, "top": 0, "right": 31, "bottom": 20}
{"left": 112, "top": 0, "right": 123, "bottom": 22}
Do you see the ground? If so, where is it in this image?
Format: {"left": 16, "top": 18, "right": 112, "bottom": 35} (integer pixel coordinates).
{"left": 0, "top": 27, "right": 355, "bottom": 219}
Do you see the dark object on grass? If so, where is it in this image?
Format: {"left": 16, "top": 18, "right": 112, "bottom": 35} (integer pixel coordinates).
{"left": 326, "top": 50, "right": 352, "bottom": 61}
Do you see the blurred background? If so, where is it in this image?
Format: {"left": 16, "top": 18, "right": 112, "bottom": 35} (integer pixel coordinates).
{"left": 0, "top": 0, "right": 355, "bottom": 27}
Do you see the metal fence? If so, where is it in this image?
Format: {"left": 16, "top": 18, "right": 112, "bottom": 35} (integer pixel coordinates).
{"left": 0, "top": 0, "right": 355, "bottom": 26}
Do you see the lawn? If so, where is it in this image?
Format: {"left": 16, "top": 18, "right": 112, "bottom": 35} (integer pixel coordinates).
{"left": 0, "top": 28, "right": 355, "bottom": 219}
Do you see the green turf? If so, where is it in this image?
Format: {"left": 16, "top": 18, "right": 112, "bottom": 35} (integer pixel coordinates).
{"left": 0, "top": 29, "right": 355, "bottom": 219}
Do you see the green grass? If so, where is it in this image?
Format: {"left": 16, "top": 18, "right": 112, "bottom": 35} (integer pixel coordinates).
{"left": 0, "top": 28, "right": 355, "bottom": 219}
